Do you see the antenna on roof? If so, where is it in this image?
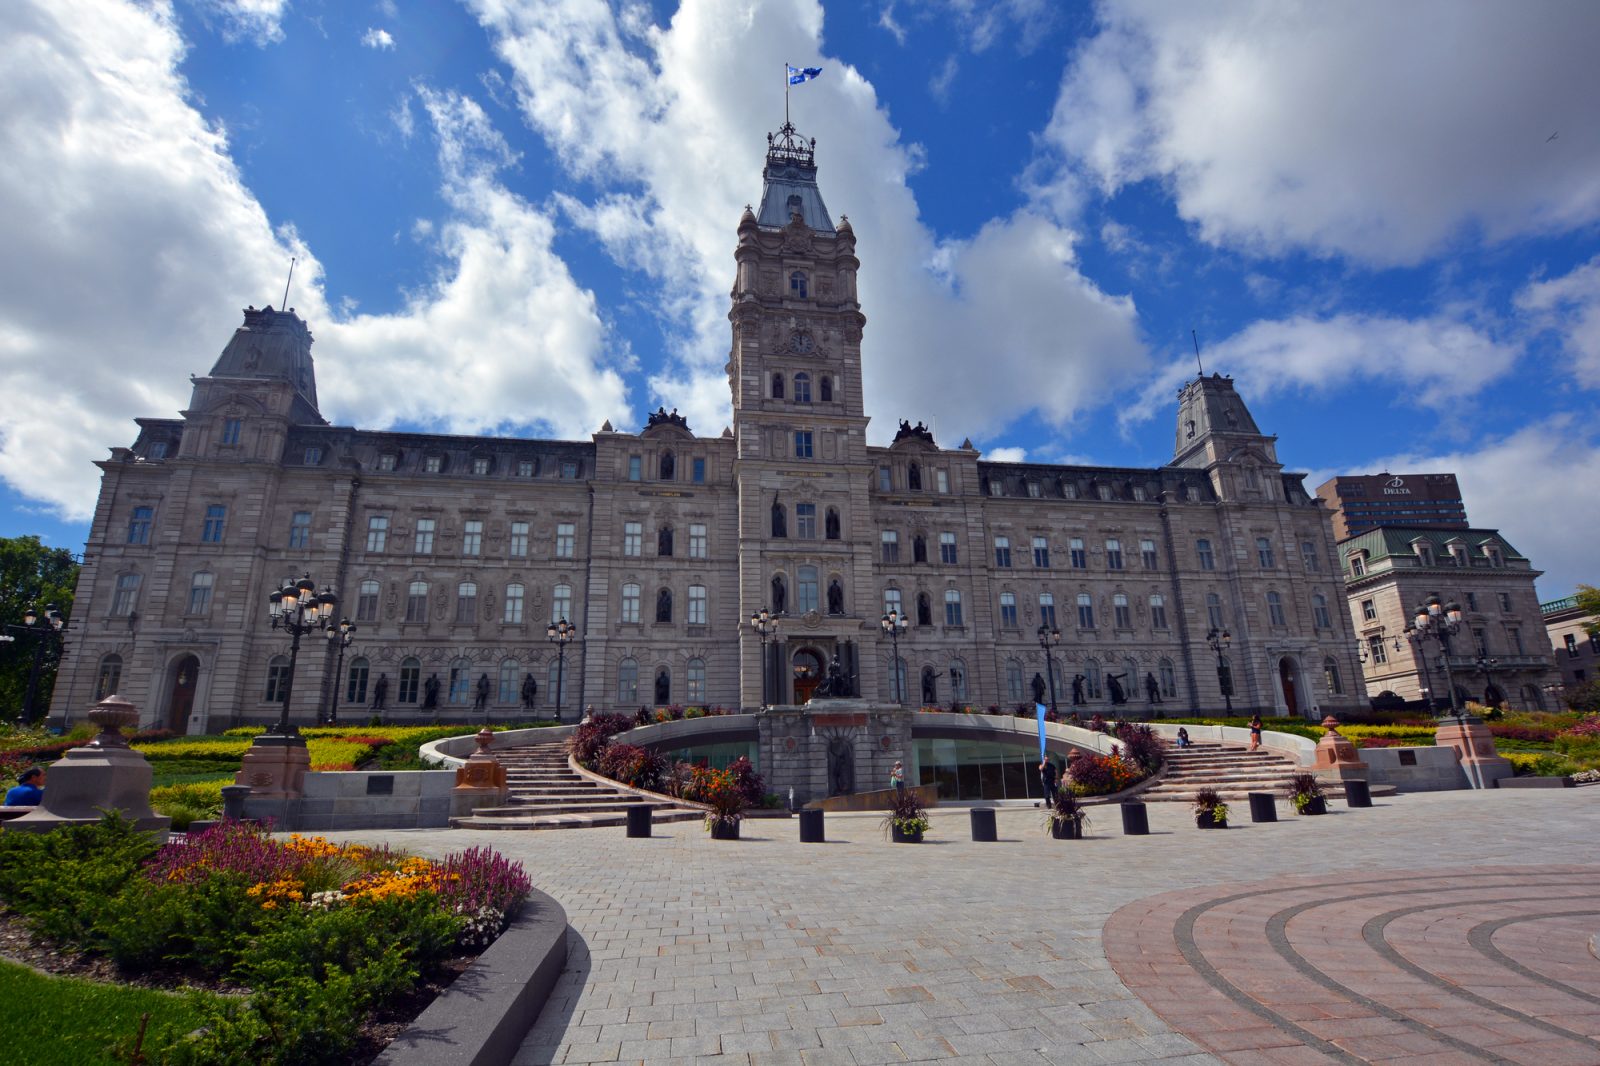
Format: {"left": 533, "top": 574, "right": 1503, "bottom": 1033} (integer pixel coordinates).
{"left": 1191, "top": 329, "right": 1204, "bottom": 377}
{"left": 281, "top": 257, "right": 296, "bottom": 312}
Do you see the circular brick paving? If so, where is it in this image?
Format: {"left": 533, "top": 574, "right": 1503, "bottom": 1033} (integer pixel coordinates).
{"left": 1104, "top": 865, "right": 1600, "bottom": 1065}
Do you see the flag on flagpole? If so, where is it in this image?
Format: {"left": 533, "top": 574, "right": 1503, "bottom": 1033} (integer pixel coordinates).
{"left": 787, "top": 64, "right": 823, "bottom": 85}
{"left": 1035, "top": 702, "right": 1048, "bottom": 761}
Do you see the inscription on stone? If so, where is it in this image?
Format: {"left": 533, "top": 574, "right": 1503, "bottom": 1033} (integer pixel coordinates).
{"left": 1398, "top": 750, "right": 1417, "bottom": 766}
{"left": 366, "top": 775, "right": 395, "bottom": 795}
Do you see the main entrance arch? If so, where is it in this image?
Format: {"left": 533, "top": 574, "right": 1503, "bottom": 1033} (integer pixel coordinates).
{"left": 791, "top": 647, "right": 824, "bottom": 705}
{"left": 166, "top": 654, "right": 200, "bottom": 732}
{"left": 1277, "top": 657, "right": 1301, "bottom": 718}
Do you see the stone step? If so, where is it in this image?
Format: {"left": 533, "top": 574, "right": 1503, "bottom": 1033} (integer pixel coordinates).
{"left": 451, "top": 807, "right": 704, "bottom": 831}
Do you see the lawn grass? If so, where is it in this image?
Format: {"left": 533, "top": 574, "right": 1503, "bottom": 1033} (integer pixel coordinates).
{"left": 0, "top": 959, "right": 224, "bottom": 1065}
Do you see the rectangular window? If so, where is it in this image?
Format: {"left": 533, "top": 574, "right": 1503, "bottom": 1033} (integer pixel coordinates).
{"left": 1039, "top": 594, "right": 1056, "bottom": 630}
{"left": 149, "top": 440, "right": 168, "bottom": 459}
{"left": 378, "top": 453, "right": 397, "bottom": 471}
{"left": 555, "top": 523, "right": 575, "bottom": 558}
{"left": 1033, "top": 537, "right": 1050, "bottom": 568}
{"left": 287, "top": 511, "right": 312, "bottom": 549}
{"left": 1027, "top": 481, "right": 1040, "bottom": 498}
{"left": 414, "top": 518, "right": 435, "bottom": 554}
{"left": 1105, "top": 538, "right": 1123, "bottom": 570}
{"left": 1564, "top": 633, "right": 1577, "bottom": 656}
{"left": 509, "top": 521, "right": 529, "bottom": 557}
{"left": 689, "top": 524, "right": 708, "bottom": 559}
{"left": 994, "top": 537, "right": 1011, "bottom": 568}
{"left": 424, "top": 455, "right": 443, "bottom": 473}
{"left": 127, "top": 506, "right": 153, "bottom": 545}
{"left": 1070, "top": 538, "right": 1087, "bottom": 569}
{"left": 1113, "top": 594, "right": 1131, "bottom": 629}
{"left": 999, "top": 592, "right": 1018, "bottom": 628}
{"left": 221, "top": 418, "right": 241, "bottom": 445}
{"left": 794, "top": 431, "right": 814, "bottom": 458}
{"left": 621, "top": 585, "right": 640, "bottom": 624}
{"left": 628, "top": 456, "right": 641, "bottom": 481}
{"left": 1257, "top": 537, "right": 1275, "bottom": 568}
{"left": 1313, "top": 597, "right": 1332, "bottom": 630}
{"left": 881, "top": 530, "right": 900, "bottom": 563}
{"left": 356, "top": 580, "right": 379, "bottom": 623}
{"left": 692, "top": 457, "right": 706, "bottom": 483}
{"left": 944, "top": 591, "right": 963, "bottom": 627}
{"left": 623, "top": 522, "right": 642, "bottom": 557}
{"left": 878, "top": 466, "right": 892, "bottom": 492}
{"left": 517, "top": 460, "right": 534, "bottom": 477}
{"left": 405, "top": 582, "right": 429, "bottom": 623}
{"left": 1197, "top": 539, "right": 1215, "bottom": 570}
{"left": 504, "top": 584, "right": 524, "bottom": 624}
{"left": 187, "top": 572, "right": 213, "bottom": 615}
{"left": 1077, "top": 594, "right": 1094, "bottom": 629}
{"left": 561, "top": 460, "right": 579, "bottom": 479}
{"left": 1507, "top": 627, "right": 1524, "bottom": 654}
{"left": 688, "top": 585, "right": 707, "bottom": 625}
{"left": 939, "top": 532, "right": 958, "bottom": 565}
{"left": 935, "top": 469, "right": 949, "bottom": 494}
{"left": 1473, "top": 627, "right": 1488, "bottom": 652}
{"left": 1498, "top": 592, "right": 1512, "bottom": 612}
{"left": 1466, "top": 591, "right": 1478, "bottom": 611}
{"left": 1350, "top": 554, "right": 1366, "bottom": 576}
{"left": 1150, "top": 595, "right": 1168, "bottom": 630}
{"left": 1362, "top": 599, "right": 1377, "bottom": 621}
{"left": 797, "top": 567, "right": 820, "bottom": 614}
{"left": 884, "top": 587, "right": 902, "bottom": 618}
{"left": 201, "top": 505, "right": 226, "bottom": 543}
{"left": 112, "top": 574, "right": 141, "bottom": 616}
{"left": 1267, "top": 592, "right": 1286, "bottom": 627}
{"left": 455, "top": 582, "right": 477, "bottom": 623}
{"left": 1141, "top": 539, "right": 1158, "bottom": 570}
{"left": 1301, "top": 540, "right": 1319, "bottom": 571}
{"left": 796, "top": 504, "right": 817, "bottom": 539}
{"left": 462, "top": 520, "right": 483, "bottom": 556}
{"left": 551, "top": 584, "right": 571, "bottom": 623}
{"left": 1368, "top": 635, "right": 1388, "bottom": 665}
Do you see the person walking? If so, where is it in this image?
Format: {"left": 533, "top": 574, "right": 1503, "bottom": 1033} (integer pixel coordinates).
{"left": 890, "top": 760, "right": 905, "bottom": 797}
{"left": 1248, "top": 714, "right": 1263, "bottom": 752}
{"left": 1040, "top": 757, "right": 1058, "bottom": 806}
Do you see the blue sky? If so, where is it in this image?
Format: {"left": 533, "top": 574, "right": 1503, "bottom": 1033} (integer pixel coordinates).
{"left": 2, "top": 0, "right": 1597, "bottom": 598}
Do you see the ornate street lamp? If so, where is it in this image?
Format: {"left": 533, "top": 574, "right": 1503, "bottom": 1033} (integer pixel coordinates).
{"left": 1472, "top": 649, "right": 1499, "bottom": 710}
{"left": 880, "top": 609, "right": 908, "bottom": 705}
{"left": 750, "top": 608, "right": 780, "bottom": 709}
{"left": 266, "top": 575, "right": 337, "bottom": 738}
{"left": 322, "top": 617, "right": 356, "bottom": 726}
{"left": 1036, "top": 623, "right": 1062, "bottom": 712}
{"left": 1405, "top": 596, "right": 1482, "bottom": 789}
{"left": 1206, "top": 627, "right": 1233, "bottom": 713}
{"left": 546, "top": 617, "right": 576, "bottom": 721}
{"left": 3, "top": 604, "right": 66, "bottom": 725}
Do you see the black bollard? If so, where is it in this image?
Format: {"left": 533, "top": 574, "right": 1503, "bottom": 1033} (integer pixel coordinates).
{"left": 220, "top": 784, "right": 251, "bottom": 821}
{"left": 1344, "top": 779, "right": 1372, "bottom": 808}
{"left": 625, "top": 803, "right": 652, "bottom": 838}
{"left": 798, "top": 808, "right": 825, "bottom": 843}
{"left": 1120, "top": 801, "right": 1149, "bottom": 835}
{"left": 1248, "top": 792, "right": 1277, "bottom": 823}
{"left": 969, "top": 807, "right": 998, "bottom": 842}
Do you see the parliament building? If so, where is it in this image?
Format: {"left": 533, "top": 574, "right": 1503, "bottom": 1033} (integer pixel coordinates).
{"left": 51, "top": 124, "right": 1366, "bottom": 733}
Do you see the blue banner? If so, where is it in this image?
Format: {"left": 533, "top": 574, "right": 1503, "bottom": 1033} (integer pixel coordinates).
{"left": 1035, "top": 701, "right": 1048, "bottom": 760}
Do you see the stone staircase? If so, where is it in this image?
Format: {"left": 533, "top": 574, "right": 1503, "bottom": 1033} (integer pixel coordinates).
{"left": 1139, "top": 741, "right": 1327, "bottom": 804}
{"left": 449, "top": 741, "right": 705, "bottom": 830}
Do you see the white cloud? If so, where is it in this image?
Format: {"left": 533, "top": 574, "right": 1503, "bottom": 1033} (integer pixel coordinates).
{"left": 188, "top": 0, "right": 290, "bottom": 44}
{"left": 1041, "top": 1, "right": 1600, "bottom": 265}
{"left": 984, "top": 446, "right": 1027, "bottom": 462}
{"left": 1124, "top": 312, "right": 1520, "bottom": 431}
{"left": 361, "top": 26, "right": 394, "bottom": 50}
{"left": 0, "top": 0, "right": 628, "bottom": 520}
{"left": 877, "top": 3, "right": 906, "bottom": 45}
{"left": 389, "top": 92, "right": 415, "bottom": 139}
{"left": 467, "top": 0, "right": 1148, "bottom": 443}
{"left": 1516, "top": 255, "right": 1600, "bottom": 385}
{"left": 928, "top": 54, "right": 958, "bottom": 103}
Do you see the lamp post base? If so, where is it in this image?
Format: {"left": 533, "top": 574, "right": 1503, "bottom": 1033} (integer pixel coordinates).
{"left": 237, "top": 733, "right": 311, "bottom": 800}
{"left": 1434, "top": 715, "right": 1513, "bottom": 790}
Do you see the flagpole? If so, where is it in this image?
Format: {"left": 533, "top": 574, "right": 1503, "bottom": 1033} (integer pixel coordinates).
{"left": 784, "top": 63, "right": 790, "bottom": 127}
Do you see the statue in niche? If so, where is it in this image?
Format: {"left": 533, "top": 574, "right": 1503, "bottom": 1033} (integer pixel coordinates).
{"left": 908, "top": 463, "right": 922, "bottom": 490}
{"left": 1031, "top": 673, "right": 1047, "bottom": 705}
{"left": 772, "top": 373, "right": 784, "bottom": 399}
{"left": 827, "top": 578, "right": 844, "bottom": 615}
{"left": 913, "top": 535, "right": 927, "bottom": 563}
{"left": 659, "top": 451, "right": 675, "bottom": 480}
{"left": 916, "top": 593, "right": 931, "bottom": 627}
{"left": 422, "top": 674, "right": 441, "bottom": 710}
{"left": 521, "top": 673, "right": 538, "bottom": 710}
{"left": 371, "top": 674, "right": 389, "bottom": 711}
{"left": 473, "top": 674, "right": 491, "bottom": 711}
{"left": 1145, "top": 672, "right": 1161, "bottom": 704}
{"left": 655, "top": 669, "right": 670, "bottom": 705}
{"left": 1107, "top": 673, "right": 1128, "bottom": 705}
{"left": 1071, "top": 674, "right": 1086, "bottom": 706}
{"left": 825, "top": 508, "right": 840, "bottom": 540}
{"left": 826, "top": 735, "right": 855, "bottom": 796}
{"left": 656, "top": 588, "right": 672, "bottom": 623}
{"left": 820, "top": 376, "right": 832, "bottom": 401}
{"left": 658, "top": 526, "right": 673, "bottom": 556}
{"left": 771, "top": 501, "right": 786, "bottom": 538}
{"left": 921, "top": 667, "right": 937, "bottom": 706}
{"left": 771, "top": 575, "right": 786, "bottom": 614}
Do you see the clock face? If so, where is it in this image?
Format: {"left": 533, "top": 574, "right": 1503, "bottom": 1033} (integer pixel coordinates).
{"left": 787, "top": 330, "right": 815, "bottom": 354}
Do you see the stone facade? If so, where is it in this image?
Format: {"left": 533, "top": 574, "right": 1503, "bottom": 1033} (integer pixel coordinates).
{"left": 1541, "top": 594, "right": 1599, "bottom": 693}
{"left": 1338, "top": 527, "right": 1560, "bottom": 710}
{"left": 52, "top": 123, "right": 1365, "bottom": 733}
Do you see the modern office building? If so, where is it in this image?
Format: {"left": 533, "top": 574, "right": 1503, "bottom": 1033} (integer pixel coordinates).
{"left": 51, "top": 123, "right": 1366, "bottom": 733}
{"left": 1315, "top": 473, "right": 1470, "bottom": 540}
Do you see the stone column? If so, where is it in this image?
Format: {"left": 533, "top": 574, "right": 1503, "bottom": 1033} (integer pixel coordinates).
{"left": 1311, "top": 716, "right": 1369, "bottom": 788}
{"left": 451, "top": 727, "right": 510, "bottom": 817}
{"left": 1434, "top": 716, "right": 1513, "bottom": 789}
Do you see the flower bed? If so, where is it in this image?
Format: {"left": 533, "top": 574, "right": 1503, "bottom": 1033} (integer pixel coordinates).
{"left": 0, "top": 816, "right": 531, "bottom": 1064}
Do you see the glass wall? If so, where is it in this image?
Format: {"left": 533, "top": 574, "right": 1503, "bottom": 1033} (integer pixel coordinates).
{"left": 912, "top": 738, "right": 1048, "bottom": 801}
{"left": 657, "top": 741, "right": 758, "bottom": 772}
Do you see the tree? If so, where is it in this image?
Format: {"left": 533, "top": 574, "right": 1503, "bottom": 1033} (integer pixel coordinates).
{"left": 1576, "top": 584, "right": 1600, "bottom": 637}
{"left": 0, "top": 536, "right": 80, "bottom": 719}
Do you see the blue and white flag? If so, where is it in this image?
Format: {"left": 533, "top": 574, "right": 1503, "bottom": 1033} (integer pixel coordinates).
{"left": 1035, "top": 702, "right": 1049, "bottom": 761}
{"left": 787, "top": 64, "right": 823, "bottom": 85}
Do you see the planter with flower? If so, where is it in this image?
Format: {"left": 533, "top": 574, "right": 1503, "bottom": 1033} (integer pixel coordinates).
{"left": 882, "top": 788, "right": 930, "bottom": 843}
{"left": 1288, "top": 773, "right": 1326, "bottom": 815}
{"left": 1193, "top": 786, "right": 1229, "bottom": 828}
{"left": 1043, "top": 789, "right": 1091, "bottom": 840}
{"left": 693, "top": 766, "right": 745, "bottom": 839}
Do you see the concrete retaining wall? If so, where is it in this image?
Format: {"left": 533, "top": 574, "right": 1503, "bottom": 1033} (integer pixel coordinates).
{"left": 242, "top": 769, "right": 460, "bottom": 830}
{"left": 423, "top": 724, "right": 577, "bottom": 767}
{"left": 1360, "top": 746, "right": 1467, "bottom": 791}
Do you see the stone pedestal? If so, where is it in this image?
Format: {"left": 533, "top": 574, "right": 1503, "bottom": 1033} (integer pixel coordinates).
{"left": 236, "top": 733, "right": 312, "bottom": 800}
{"left": 758, "top": 699, "right": 911, "bottom": 807}
{"left": 452, "top": 727, "right": 509, "bottom": 817}
{"left": 1435, "top": 716, "right": 1514, "bottom": 788}
{"left": 1312, "top": 715, "right": 1369, "bottom": 787}
{"left": 6, "top": 695, "right": 169, "bottom": 838}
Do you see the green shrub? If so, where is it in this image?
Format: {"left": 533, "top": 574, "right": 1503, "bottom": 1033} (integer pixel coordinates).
{"left": 1503, "top": 751, "right": 1582, "bottom": 777}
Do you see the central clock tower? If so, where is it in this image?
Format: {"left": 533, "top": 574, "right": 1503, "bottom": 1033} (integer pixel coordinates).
{"left": 728, "top": 123, "right": 873, "bottom": 707}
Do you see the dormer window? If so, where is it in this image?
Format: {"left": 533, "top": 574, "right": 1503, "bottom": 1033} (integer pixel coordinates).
{"left": 1348, "top": 552, "right": 1366, "bottom": 577}
{"left": 789, "top": 271, "right": 808, "bottom": 298}
{"left": 1063, "top": 481, "right": 1079, "bottom": 500}
{"left": 1414, "top": 543, "right": 1433, "bottom": 566}
{"left": 423, "top": 455, "right": 444, "bottom": 473}
{"left": 221, "top": 418, "right": 242, "bottom": 445}
{"left": 1026, "top": 480, "right": 1040, "bottom": 498}
{"left": 517, "top": 459, "right": 535, "bottom": 477}
{"left": 377, "top": 453, "right": 397, "bottom": 472}
{"left": 1097, "top": 484, "right": 1112, "bottom": 501}
{"left": 472, "top": 456, "right": 491, "bottom": 476}
{"left": 149, "top": 441, "right": 168, "bottom": 459}
{"left": 304, "top": 446, "right": 323, "bottom": 465}
{"left": 1485, "top": 546, "right": 1502, "bottom": 567}
{"left": 1132, "top": 485, "right": 1147, "bottom": 501}
{"left": 786, "top": 193, "right": 803, "bottom": 218}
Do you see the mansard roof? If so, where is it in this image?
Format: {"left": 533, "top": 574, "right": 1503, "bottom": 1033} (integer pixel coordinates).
{"left": 756, "top": 123, "right": 836, "bottom": 234}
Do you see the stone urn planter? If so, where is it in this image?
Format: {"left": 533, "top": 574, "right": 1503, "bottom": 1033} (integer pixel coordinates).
{"left": 708, "top": 818, "right": 740, "bottom": 840}
{"left": 1049, "top": 819, "right": 1083, "bottom": 839}
{"left": 890, "top": 824, "right": 924, "bottom": 843}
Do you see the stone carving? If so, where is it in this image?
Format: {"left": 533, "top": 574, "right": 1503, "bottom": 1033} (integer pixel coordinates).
{"left": 826, "top": 735, "right": 854, "bottom": 796}
{"left": 654, "top": 669, "right": 670, "bottom": 705}
{"left": 645, "top": 407, "right": 689, "bottom": 431}
{"left": 812, "top": 656, "right": 852, "bottom": 700}
{"left": 893, "top": 420, "right": 936, "bottom": 446}
{"left": 921, "top": 668, "right": 937, "bottom": 706}
{"left": 827, "top": 579, "right": 844, "bottom": 615}
{"left": 371, "top": 674, "right": 389, "bottom": 710}
{"left": 1107, "top": 673, "right": 1127, "bottom": 705}
{"left": 422, "top": 674, "right": 441, "bottom": 709}
{"left": 1145, "top": 672, "right": 1162, "bottom": 704}
{"left": 1031, "top": 673, "right": 1047, "bottom": 704}
{"left": 473, "top": 674, "right": 491, "bottom": 710}
{"left": 1072, "top": 674, "right": 1086, "bottom": 705}
{"left": 521, "top": 674, "right": 538, "bottom": 709}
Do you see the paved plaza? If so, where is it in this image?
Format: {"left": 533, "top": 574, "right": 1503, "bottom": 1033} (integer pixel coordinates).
{"left": 334, "top": 789, "right": 1600, "bottom": 1066}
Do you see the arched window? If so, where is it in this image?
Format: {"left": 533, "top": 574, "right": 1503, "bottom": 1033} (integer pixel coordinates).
{"left": 789, "top": 270, "right": 808, "bottom": 297}
{"left": 456, "top": 582, "right": 477, "bottom": 623}
{"left": 772, "top": 372, "right": 785, "bottom": 399}
{"left": 655, "top": 588, "right": 673, "bottom": 623}
{"left": 1159, "top": 658, "right": 1177, "bottom": 699}
{"left": 908, "top": 463, "right": 922, "bottom": 491}
{"left": 949, "top": 658, "right": 968, "bottom": 702}
{"left": 618, "top": 658, "right": 639, "bottom": 703}
{"left": 944, "top": 589, "right": 963, "bottom": 626}
{"left": 95, "top": 654, "right": 123, "bottom": 700}
{"left": 913, "top": 534, "right": 927, "bottom": 563}
{"left": 346, "top": 656, "right": 370, "bottom": 705}
{"left": 399, "top": 657, "right": 421, "bottom": 703}
{"left": 820, "top": 375, "right": 832, "bottom": 401}
{"left": 265, "top": 655, "right": 290, "bottom": 702}
{"left": 1005, "top": 659, "right": 1024, "bottom": 703}
{"left": 552, "top": 583, "right": 572, "bottom": 624}
{"left": 498, "top": 659, "right": 520, "bottom": 703}
{"left": 449, "top": 658, "right": 472, "bottom": 703}
{"left": 658, "top": 525, "right": 674, "bottom": 556}
{"left": 771, "top": 573, "right": 788, "bottom": 614}
{"left": 1085, "top": 658, "right": 1103, "bottom": 700}
{"left": 504, "top": 583, "right": 524, "bottom": 624}
{"left": 1522, "top": 684, "right": 1544, "bottom": 711}
{"left": 771, "top": 501, "right": 787, "bottom": 537}
{"left": 825, "top": 507, "right": 840, "bottom": 540}
{"left": 916, "top": 592, "right": 932, "bottom": 626}
{"left": 660, "top": 451, "right": 675, "bottom": 480}
{"left": 1112, "top": 593, "right": 1130, "bottom": 628}
{"left": 1323, "top": 657, "right": 1343, "bottom": 696}
{"left": 687, "top": 658, "right": 707, "bottom": 704}
{"left": 794, "top": 372, "right": 812, "bottom": 403}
